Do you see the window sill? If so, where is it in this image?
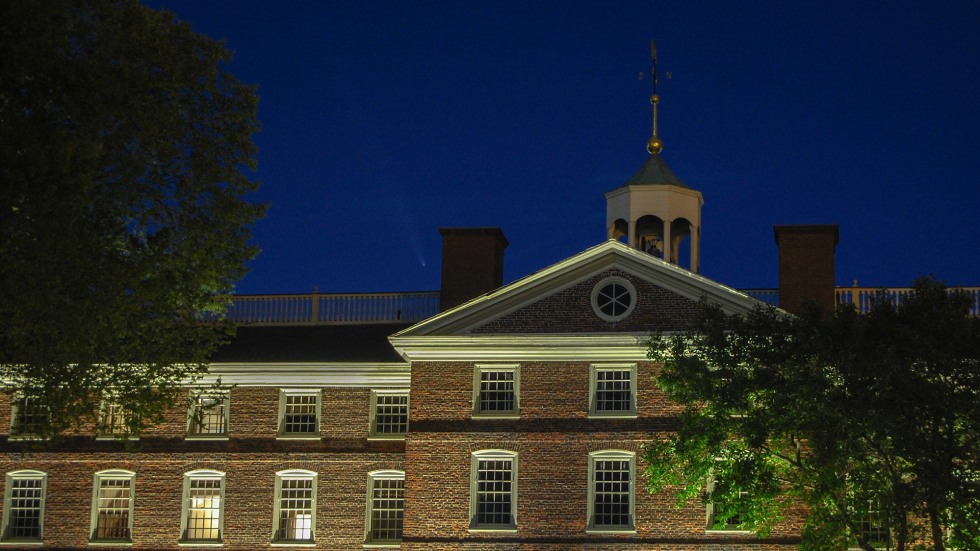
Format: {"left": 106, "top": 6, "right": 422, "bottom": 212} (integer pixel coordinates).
{"left": 471, "top": 414, "right": 521, "bottom": 420}
{"left": 585, "top": 527, "right": 636, "bottom": 534}
{"left": 95, "top": 436, "right": 138, "bottom": 441}
{"left": 705, "top": 529, "right": 754, "bottom": 534}
{"left": 362, "top": 543, "right": 401, "bottom": 548}
{"left": 270, "top": 542, "right": 315, "bottom": 547}
{"left": 468, "top": 527, "right": 517, "bottom": 533}
{"left": 587, "top": 413, "right": 638, "bottom": 419}
{"left": 6, "top": 435, "right": 48, "bottom": 442}
{"left": 275, "top": 435, "right": 320, "bottom": 441}
{"left": 178, "top": 541, "right": 223, "bottom": 547}
{"left": 0, "top": 539, "right": 44, "bottom": 546}
{"left": 185, "top": 436, "right": 230, "bottom": 441}
{"left": 367, "top": 435, "right": 406, "bottom": 441}
{"left": 89, "top": 540, "right": 134, "bottom": 546}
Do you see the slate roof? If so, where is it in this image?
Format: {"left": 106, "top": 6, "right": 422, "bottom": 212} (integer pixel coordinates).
{"left": 619, "top": 153, "right": 688, "bottom": 188}
{"left": 211, "top": 324, "right": 410, "bottom": 363}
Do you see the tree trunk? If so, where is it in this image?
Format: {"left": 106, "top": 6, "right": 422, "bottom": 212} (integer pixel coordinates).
{"left": 928, "top": 506, "right": 945, "bottom": 551}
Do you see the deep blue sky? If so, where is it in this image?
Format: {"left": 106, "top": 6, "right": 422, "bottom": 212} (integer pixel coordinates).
{"left": 145, "top": 1, "right": 980, "bottom": 294}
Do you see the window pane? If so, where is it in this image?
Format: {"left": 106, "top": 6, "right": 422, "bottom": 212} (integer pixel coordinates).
{"left": 593, "top": 459, "right": 631, "bottom": 527}
{"left": 479, "top": 370, "right": 515, "bottom": 413}
{"left": 95, "top": 478, "right": 131, "bottom": 540}
{"left": 595, "top": 370, "right": 632, "bottom": 412}
{"left": 283, "top": 394, "right": 317, "bottom": 435}
{"left": 185, "top": 478, "right": 221, "bottom": 541}
{"left": 6, "top": 477, "right": 43, "bottom": 539}
{"left": 373, "top": 394, "right": 408, "bottom": 435}
{"left": 11, "top": 398, "right": 47, "bottom": 437}
{"left": 277, "top": 478, "right": 313, "bottom": 541}
{"left": 369, "top": 477, "right": 404, "bottom": 541}
{"left": 189, "top": 395, "right": 227, "bottom": 436}
{"left": 99, "top": 402, "right": 130, "bottom": 436}
{"left": 476, "top": 459, "right": 513, "bottom": 526}
{"left": 709, "top": 476, "right": 749, "bottom": 530}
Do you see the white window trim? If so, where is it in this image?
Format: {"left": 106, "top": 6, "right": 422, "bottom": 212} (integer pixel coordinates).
{"left": 179, "top": 470, "right": 225, "bottom": 544}
{"left": 277, "top": 390, "right": 320, "bottom": 440}
{"left": 363, "top": 470, "right": 405, "bottom": 547}
{"left": 368, "top": 389, "right": 409, "bottom": 440}
{"left": 96, "top": 397, "right": 136, "bottom": 441}
{"left": 8, "top": 396, "right": 48, "bottom": 441}
{"left": 590, "top": 276, "right": 637, "bottom": 322}
{"left": 271, "top": 469, "right": 317, "bottom": 546}
{"left": 186, "top": 392, "right": 230, "bottom": 441}
{"left": 89, "top": 469, "right": 136, "bottom": 544}
{"left": 588, "top": 364, "right": 638, "bottom": 418}
{"left": 469, "top": 450, "right": 518, "bottom": 532}
{"left": 471, "top": 364, "right": 520, "bottom": 419}
{"left": 586, "top": 450, "right": 636, "bottom": 533}
{"left": 1, "top": 470, "right": 47, "bottom": 543}
{"left": 705, "top": 468, "right": 752, "bottom": 534}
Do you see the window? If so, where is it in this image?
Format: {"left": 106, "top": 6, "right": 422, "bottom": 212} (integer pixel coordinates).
{"left": 587, "top": 450, "right": 635, "bottom": 532}
{"left": 591, "top": 276, "right": 637, "bottom": 322}
{"left": 90, "top": 470, "right": 135, "bottom": 542}
{"left": 364, "top": 470, "right": 404, "bottom": 545}
{"left": 9, "top": 396, "right": 48, "bottom": 439}
{"left": 278, "top": 390, "right": 319, "bottom": 439}
{"left": 369, "top": 390, "right": 409, "bottom": 439}
{"left": 851, "top": 498, "right": 890, "bottom": 549}
{"left": 589, "top": 364, "right": 637, "bottom": 417}
{"left": 181, "top": 470, "right": 225, "bottom": 543}
{"left": 469, "top": 450, "right": 517, "bottom": 531}
{"left": 273, "top": 470, "right": 316, "bottom": 543}
{"left": 472, "top": 365, "right": 519, "bottom": 418}
{"left": 187, "top": 392, "right": 229, "bottom": 439}
{"left": 706, "top": 472, "right": 750, "bottom": 532}
{"left": 2, "top": 470, "right": 46, "bottom": 541}
{"left": 98, "top": 398, "right": 133, "bottom": 439}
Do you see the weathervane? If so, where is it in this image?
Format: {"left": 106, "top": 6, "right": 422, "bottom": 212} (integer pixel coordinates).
{"left": 647, "top": 39, "right": 663, "bottom": 155}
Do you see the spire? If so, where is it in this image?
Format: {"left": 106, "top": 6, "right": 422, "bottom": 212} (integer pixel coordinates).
{"left": 646, "top": 39, "right": 663, "bottom": 155}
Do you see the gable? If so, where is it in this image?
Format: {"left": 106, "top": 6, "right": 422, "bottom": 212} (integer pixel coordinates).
{"left": 471, "top": 269, "right": 698, "bottom": 334}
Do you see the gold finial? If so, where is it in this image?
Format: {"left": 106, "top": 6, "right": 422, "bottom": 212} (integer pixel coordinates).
{"left": 646, "top": 39, "right": 663, "bottom": 155}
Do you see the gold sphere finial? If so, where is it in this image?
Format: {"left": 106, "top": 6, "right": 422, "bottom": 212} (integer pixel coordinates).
{"left": 646, "top": 136, "right": 663, "bottom": 155}
{"left": 651, "top": 94, "right": 660, "bottom": 105}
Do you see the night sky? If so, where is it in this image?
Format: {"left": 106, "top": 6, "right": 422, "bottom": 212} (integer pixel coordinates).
{"left": 144, "top": 1, "right": 980, "bottom": 294}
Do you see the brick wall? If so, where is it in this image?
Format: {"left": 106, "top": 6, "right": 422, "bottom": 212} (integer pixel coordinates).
{"left": 774, "top": 225, "right": 839, "bottom": 315}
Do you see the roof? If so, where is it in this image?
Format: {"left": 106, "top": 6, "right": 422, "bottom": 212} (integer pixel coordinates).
{"left": 212, "top": 324, "right": 411, "bottom": 363}
{"left": 619, "top": 154, "right": 688, "bottom": 188}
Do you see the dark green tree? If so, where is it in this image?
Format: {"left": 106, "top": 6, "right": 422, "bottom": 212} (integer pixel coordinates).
{"left": 644, "top": 278, "right": 980, "bottom": 550}
{"left": 0, "top": 0, "right": 264, "bottom": 438}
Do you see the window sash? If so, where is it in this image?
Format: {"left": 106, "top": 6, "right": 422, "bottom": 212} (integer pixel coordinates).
{"left": 474, "top": 458, "right": 514, "bottom": 527}
{"left": 372, "top": 392, "right": 409, "bottom": 436}
{"left": 275, "top": 478, "right": 314, "bottom": 541}
{"left": 188, "top": 394, "right": 228, "bottom": 437}
{"left": 11, "top": 397, "right": 48, "bottom": 438}
{"left": 4, "top": 476, "right": 44, "bottom": 540}
{"left": 591, "top": 459, "right": 632, "bottom": 527}
{"left": 184, "top": 477, "right": 222, "bottom": 541}
{"left": 479, "top": 370, "right": 516, "bottom": 413}
{"left": 93, "top": 477, "right": 132, "bottom": 541}
{"left": 594, "top": 369, "right": 633, "bottom": 412}
{"left": 280, "top": 393, "right": 318, "bottom": 436}
{"left": 98, "top": 401, "right": 131, "bottom": 437}
{"left": 368, "top": 476, "right": 404, "bottom": 542}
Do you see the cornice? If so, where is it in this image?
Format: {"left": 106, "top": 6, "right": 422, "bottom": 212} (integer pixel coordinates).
{"left": 388, "top": 334, "right": 655, "bottom": 362}
{"left": 197, "top": 362, "right": 410, "bottom": 387}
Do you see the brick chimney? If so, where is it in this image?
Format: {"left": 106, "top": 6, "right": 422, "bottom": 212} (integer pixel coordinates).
{"left": 773, "top": 225, "right": 839, "bottom": 315}
{"left": 439, "top": 228, "right": 508, "bottom": 312}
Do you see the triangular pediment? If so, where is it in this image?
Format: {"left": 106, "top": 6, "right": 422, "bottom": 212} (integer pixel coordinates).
{"left": 392, "top": 240, "right": 770, "bottom": 339}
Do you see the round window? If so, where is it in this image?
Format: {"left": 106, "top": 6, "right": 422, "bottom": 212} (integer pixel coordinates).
{"left": 590, "top": 276, "right": 637, "bottom": 322}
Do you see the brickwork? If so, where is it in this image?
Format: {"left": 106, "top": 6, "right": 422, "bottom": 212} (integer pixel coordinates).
{"left": 473, "top": 270, "right": 700, "bottom": 334}
{"left": 774, "top": 225, "right": 839, "bottom": 315}
{"left": 439, "top": 228, "right": 509, "bottom": 312}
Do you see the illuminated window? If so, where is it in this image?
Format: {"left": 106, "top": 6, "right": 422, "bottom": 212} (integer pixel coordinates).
{"left": 187, "top": 392, "right": 229, "bottom": 439}
{"left": 589, "top": 364, "right": 637, "bottom": 417}
{"left": 473, "top": 365, "right": 519, "bottom": 418}
{"left": 2, "top": 470, "right": 46, "bottom": 541}
{"left": 273, "top": 470, "right": 316, "bottom": 543}
{"left": 97, "top": 398, "right": 133, "bottom": 439}
{"left": 181, "top": 470, "right": 224, "bottom": 543}
{"left": 90, "top": 470, "right": 135, "bottom": 542}
{"left": 591, "top": 276, "right": 637, "bottom": 322}
{"left": 706, "top": 472, "right": 750, "bottom": 531}
{"left": 369, "top": 390, "right": 409, "bottom": 439}
{"left": 470, "top": 450, "right": 517, "bottom": 531}
{"left": 587, "top": 450, "right": 635, "bottom": 532}
{"left": 278, "top": 390, "right": 319, "bottom": 438}
{"left": 9, "top": 396, "right": 48, "bottom": 439}
{"left": 364, "top": 470, "right": 404, "bottom": 545}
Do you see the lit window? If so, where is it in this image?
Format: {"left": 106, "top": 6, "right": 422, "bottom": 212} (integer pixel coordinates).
{"left": 90, "top": 470, "right": 135, "bottom": 542}
{"left": 587, "top": 450, "right": 635, "bottom": 532}
{"left": 589, "top": 364, "right": 637, "bottom": 417}
{"left": 590, "top": 276, "right": 637, "bottom": 322}
{"left": 369, "top": 390, "right": 409, "bottom": 439}
{"left": 273, "top": 470, "right": 316, "bottom": 543}
{"left": 181, "top": 470, "right": 224, "bottom": 543}
{"left": 278, "top": 390, "right": 319, "bottom": 439}
{"left": 187, "top": 392, "right": 229, "bottom": 439}
{"left": 97, "top": 398, "right": 133, "bottom": 439}
{"left": 470, "top": 450, "right": 517, "bottom": 531}
{"left": 9, "top": 396, "right": 48, "bottom": 439}
{"left": 472, "top": 365, "right": 519, "bottom": 418}
{"left": 706, "top": 472, "right": 750, "bottom": 531}
{"left": 2, "top": 470, "right": 46, "bottom": 541}
{"left": 364, "top": 470, "right": 404, "bottom": 545}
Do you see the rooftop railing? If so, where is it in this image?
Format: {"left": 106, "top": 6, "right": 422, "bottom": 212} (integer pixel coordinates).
{"left": 219, "top": 286, "right": 979, "bottom": 325}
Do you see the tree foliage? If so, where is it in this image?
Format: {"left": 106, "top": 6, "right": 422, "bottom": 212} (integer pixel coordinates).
{"left": 0, "top": 0, "right": 264, "bottom": 437}
{"left": 644, "top": 278, "right": 980, "bottom": 550}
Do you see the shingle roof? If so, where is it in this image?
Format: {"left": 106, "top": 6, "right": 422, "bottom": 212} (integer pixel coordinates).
{"left": 211, "top": 324, "right": 410, "bottom": 363}
{"left": 620, "top": 154, "right": 688, "bottom": 188}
